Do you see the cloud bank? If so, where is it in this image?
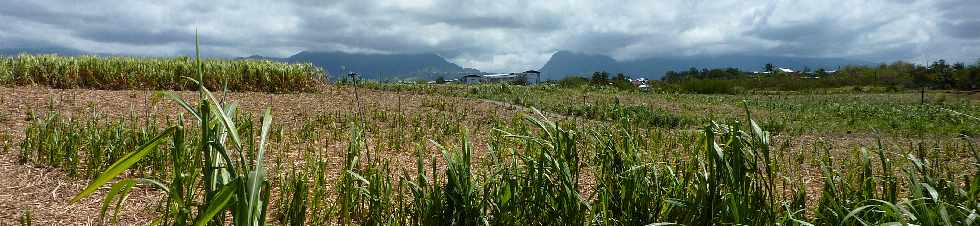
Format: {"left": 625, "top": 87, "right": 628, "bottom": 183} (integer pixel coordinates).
{"left": 0, "top": 0, "right": 977, "bottom": 72}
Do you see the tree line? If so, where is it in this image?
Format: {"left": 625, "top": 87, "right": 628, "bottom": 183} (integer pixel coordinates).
{"left": 658, "top": 59, "right": 980, "bottom": 93}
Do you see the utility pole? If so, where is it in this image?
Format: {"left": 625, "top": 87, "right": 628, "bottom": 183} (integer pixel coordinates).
{"left": 921, "top": 87, "right": 925, "bottom": 105}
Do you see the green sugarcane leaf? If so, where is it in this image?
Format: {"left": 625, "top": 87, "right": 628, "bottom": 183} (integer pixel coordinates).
{"left": 159, "top": 91, "right": 200, "bottom": 121}
{"left": 245, "top": 108, "right": 272, "bottom": 223}
{"left": 99, "top": 179, "right": 136, "bottom": 224}
{"left": 194, "top": 182, "right": 238, "bottom": 226}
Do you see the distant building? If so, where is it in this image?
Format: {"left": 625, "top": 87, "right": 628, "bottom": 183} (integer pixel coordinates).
{"left": 629, "top": 78, "right": 648, "bottom": 86}
{"left": 630, "top": 78, "right": 651, "bottom": 91}
{"left": 778, "top": 67, "right": 795, "bottom": 73}
{"left": 462, "top": 70, "right": 540, "bottom": 85}
{"left": 523, "top": 70, "right": 541, "bottom": 84}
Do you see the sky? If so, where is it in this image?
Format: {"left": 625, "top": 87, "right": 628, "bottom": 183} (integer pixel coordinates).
{"left": 0, "top": 0, "right": 978, "bottom": 72}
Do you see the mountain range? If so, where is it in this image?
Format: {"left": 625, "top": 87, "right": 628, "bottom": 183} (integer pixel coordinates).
{"left": 538, "top": 50, "right": 871, "bottom": 80}
{"left": 243, "top": 51, "right": 480, "bottom": 81}
{"left": 0, "top": 46, "right": 89, "bottom": 56}
{"left": 1, "top": 46, "right": 872, "bottom": 81}
{"left": 250, "top": 50, "right": 871, "bottom": 81}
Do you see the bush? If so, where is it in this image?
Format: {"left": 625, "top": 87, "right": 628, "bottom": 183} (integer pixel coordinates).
{"left": 678, "top": 79, "right": 737, "bottom": 94}
{"left": 557, "top": 76, "right": 590, "bottom": 88}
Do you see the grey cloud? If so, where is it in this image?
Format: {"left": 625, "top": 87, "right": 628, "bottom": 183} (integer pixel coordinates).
{"left": 936, "top": 0, "right": 980, "bottom": 39}
{"left": 750, "top": 18, "right": 890, "bottom": 57}
{"left": 561, "top": 32, "right": 646, "bottom": 55}
{"left": 72, "top": 26, "right": 190, "bottom": 45}
{"left": 0, "top": 0, "right": 978, "bottom": 71}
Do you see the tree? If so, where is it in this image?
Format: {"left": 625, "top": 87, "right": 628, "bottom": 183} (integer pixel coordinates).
{"left": 435, "top": 76, "right": 446, "bottom": 84}
{"left": 764, "top": 63, "right": 775, "bottom": 73}
{"left": 725, "top": 68, "right": 742, "bottom": 78}
{"left": 591, "top": 71, "right": 609, "bottom": 85}
{"left": 931, "top": 60, "right": 953, "bottom": 88}
{"left": 558, "top": 76, "right": 590, "bottom": 88}
{"left": 911, "top": 65, "right": 931, "bottom": 88}
{"left": 687, "top": 68, "right": 699, "bottom": 77}
{"left": 612, "top": 73, "right": 632, "bottom": 89}
{"left": 970, "top": 63, "right": 979, "bottom": 90}
{"left": 613, "top": 73, "right": 628, "bottom": 83}
{"left": 663, "top": 71, "right": 680, "bottom": 82}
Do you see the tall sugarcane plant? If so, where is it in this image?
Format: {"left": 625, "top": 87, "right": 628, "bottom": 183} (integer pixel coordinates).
{"left": 69, "top": 33, "right": 274, "bottom": 226}
{"left": 0, "top": 51, "right": 325, "bottom": 92}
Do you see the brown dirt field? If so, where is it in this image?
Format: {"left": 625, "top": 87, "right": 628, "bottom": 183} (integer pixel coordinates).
{"left": 0, "top": 153, "right": 163, "bottom": 225}
{"left": 0, "top": 85, "right": 975, "bottom": 224}
{"left": 0, "top": 85, "right": 557, "bottom": 224}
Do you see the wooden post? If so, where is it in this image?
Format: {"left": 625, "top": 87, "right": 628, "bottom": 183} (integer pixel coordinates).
{"left": 920, "top": 87, "right": 925, "bottom": 105}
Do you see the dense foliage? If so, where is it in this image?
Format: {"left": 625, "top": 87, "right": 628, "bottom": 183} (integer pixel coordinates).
{"left": 0, "top": 54, "right": 327, "bottom": 92}
{"left": 659, "top": 60, "right": 980, "bottom": 93}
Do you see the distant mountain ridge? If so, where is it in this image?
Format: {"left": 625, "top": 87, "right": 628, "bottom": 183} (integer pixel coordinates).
{"left": 539, "top": 50, "right": 873, "bottom": 80}
{"left": 2, "top": 46, "right": 874, "bottom": 81}
{"left": 0, "top": 46, "right": 478, "bottom": 81}
{"left": 243, "top": 51, "right": 480, "bottom": 80}
{"left": 0, "top": 47, "right": 90, "bottom": 56}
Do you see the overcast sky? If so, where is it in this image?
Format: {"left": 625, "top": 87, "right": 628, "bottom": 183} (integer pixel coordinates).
{"left": 1, "top": 0, "right": 978, "bottom": 72}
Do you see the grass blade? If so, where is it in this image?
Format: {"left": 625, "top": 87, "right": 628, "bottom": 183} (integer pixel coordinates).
{"left": 99, "top": 179, "right": 137, "bottom": 224}
{"left": 159, "top": 92, "right": 201, "bottom": 121}
{"left": 194, "top": 182, "right": 238, "bottom": 226}
{"left": 245, "top": 108, "right": 273, "bottom": 224}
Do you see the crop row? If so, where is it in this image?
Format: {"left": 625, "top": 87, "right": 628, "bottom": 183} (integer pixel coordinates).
{"left": 0, "top": 54, "right": 326, "bottom": 92}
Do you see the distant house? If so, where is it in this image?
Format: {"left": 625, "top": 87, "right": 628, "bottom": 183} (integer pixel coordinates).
{"left": 778, "top": 67, "right": 795, "bottom": 73}
{"left": 629, "top": 78, "right": 647, "bottom": 86}
{"left": 630, "top": 78, "right": 651, "bottom": 91}
{"left": 462, "top": 70, "right": 540, "bottom": 85}
{"left": 461, "top": 74, "right": 483, "bottom": 84}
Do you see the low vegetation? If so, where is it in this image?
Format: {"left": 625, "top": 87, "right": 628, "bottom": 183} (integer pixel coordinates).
{"left": 359, "top": 82, "right": 980, "bottom": 137}
{"left": 61, "top": 38, "right": 279, "bottom": 225}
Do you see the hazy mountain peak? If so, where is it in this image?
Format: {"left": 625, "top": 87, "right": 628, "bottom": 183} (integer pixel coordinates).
{"left": 282, "top": 51, "right": 474, "bottom": 80}
{"left": 538, "top": 50, "right": 870, "bottom": 80}
{"left": 0, "top": 47, "right": 89, "bottom": 56}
